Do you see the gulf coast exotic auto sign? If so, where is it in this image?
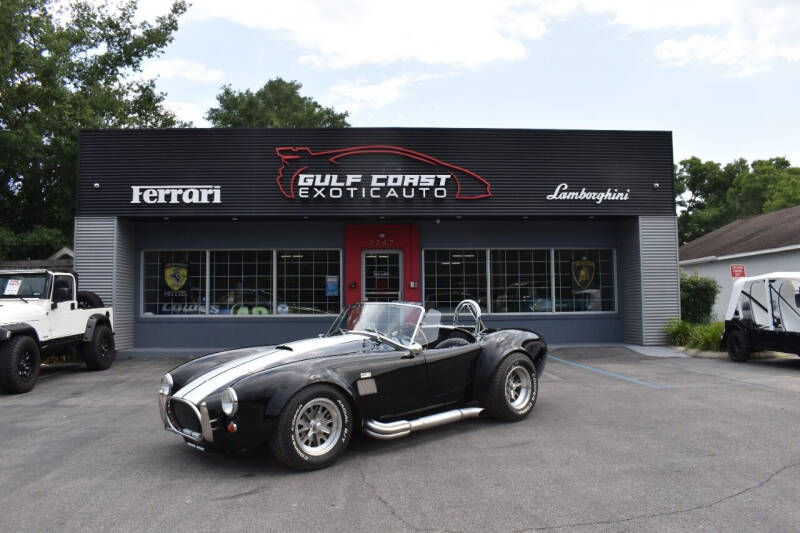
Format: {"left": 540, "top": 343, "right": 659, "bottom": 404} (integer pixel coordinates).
{"left": 275, "top": 145, "right": 492, "bottom": 201}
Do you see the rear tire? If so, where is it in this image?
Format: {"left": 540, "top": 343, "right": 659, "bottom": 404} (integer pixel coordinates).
{"left": 77, "top": 291, "right": 103, "bottom": 309}
{"left": 269, "top": 385, "right": 353, "bottom": 471}
{"left": 484, "top": 352, "right": 538, "bottom": 421}
{"left": 0, "top": 336, "right": 41, "bottom": 394}
{"left": 81, "top": 324, "right": 115, "bottom": 370}
{"left": 727, "top": 329, "right": 750, "bottom": 362}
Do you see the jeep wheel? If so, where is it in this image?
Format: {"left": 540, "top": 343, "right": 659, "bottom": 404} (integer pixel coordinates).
{"left": 268, "top": 385, "right": 353, "bottom": 471}
{"left": 727, "top": 329, "right": 750, "bottom": 362}
{"left": 81, "top": 324, "right": 115, "bottom": 370}
{"left": 0, "top": 336, "right": 41, "bottom": 394}
{"left": 77, "top": 291, "right": 104, "bottom": 309}
{"left": 484, "top": 352, "right": 538, "bottom": 421}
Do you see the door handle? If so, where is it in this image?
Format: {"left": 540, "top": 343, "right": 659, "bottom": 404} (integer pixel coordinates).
{"left": 401, "top": 352, "right": 415, "bottom": 359}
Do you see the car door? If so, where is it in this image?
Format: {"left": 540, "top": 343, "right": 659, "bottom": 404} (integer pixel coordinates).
{"left": 49, "top": 274, "right": 80, "bottom": 340}
{"left": 423, "top": 343, "right": 482, "bottom": 402}
{"left": 342, "top": 343, "right": 432, "bottom": 419}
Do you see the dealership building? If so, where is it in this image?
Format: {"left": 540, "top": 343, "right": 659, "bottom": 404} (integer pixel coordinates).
{"left": 73, "top": 128, "right": 680, "bottom": 352}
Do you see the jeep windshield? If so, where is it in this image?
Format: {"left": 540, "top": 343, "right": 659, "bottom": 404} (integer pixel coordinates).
{"left": 327, "top": 302, "right": 424, "bottom": 347}
{"left": 0, "top": 272, "right": 50, "bottom": 299}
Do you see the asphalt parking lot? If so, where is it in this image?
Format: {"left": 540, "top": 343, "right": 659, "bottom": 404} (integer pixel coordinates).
{"left": 2, "top": 347, "right": 800, "bottom": 532}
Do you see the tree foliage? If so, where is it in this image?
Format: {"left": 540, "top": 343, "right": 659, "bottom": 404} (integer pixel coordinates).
{"left": 0, "top": 0, "right": 187, "bottom": 256}
{"left": 205, "top": 78, "right": 350, "bottom": 128}
{"left": 676, "top": 156, "right": 800, "bottom": 244}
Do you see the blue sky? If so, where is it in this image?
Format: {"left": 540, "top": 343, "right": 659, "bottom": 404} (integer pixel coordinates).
{"left": 133, "top": 0, "right": 800, "bottom": 166}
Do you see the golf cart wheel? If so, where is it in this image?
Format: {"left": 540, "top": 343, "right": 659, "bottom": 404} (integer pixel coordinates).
{"left": 727, "top": 329, "right": 750, "bottom": 362}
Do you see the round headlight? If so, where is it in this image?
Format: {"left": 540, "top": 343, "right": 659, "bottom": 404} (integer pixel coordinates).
{"left": 221, "top": 388, "right": 238, "bottom": 416}
{"left": 159, "top": 373, "right": 173, "bottom": 396}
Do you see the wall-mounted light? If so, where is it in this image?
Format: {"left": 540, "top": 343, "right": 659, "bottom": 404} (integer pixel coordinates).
{"left": 93, "top": 182, "right": 100, "bottom": 189}
{"left": 653, "top": 182, "right": 660, "bottom": 190}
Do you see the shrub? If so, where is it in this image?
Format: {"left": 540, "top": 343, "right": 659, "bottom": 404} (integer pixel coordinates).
{"left": 0, "top": 226, "right": 68, "bottom": 260}
{"left": 664, "top": 319, "right": 724, "bottom": 351}
{"left": 680, "top": 273, "right": 720, "bottom": 323}
{"left": 664, "top": 318, "right": 693, "bottom": 346}
{"left": 687, "top": 321, "right": 725, "bottom": 351}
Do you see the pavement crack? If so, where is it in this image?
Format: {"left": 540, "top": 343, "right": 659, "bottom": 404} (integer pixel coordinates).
{"left": 521, "top": 460, "right": 800, "bottom": 532}
{"left": 358, "top": 463, "right": 419, "bottom": 531}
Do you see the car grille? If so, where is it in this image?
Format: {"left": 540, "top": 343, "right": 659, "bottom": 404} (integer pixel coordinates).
{"left": 167, "top": 398, "right": 202, "bottom": 437}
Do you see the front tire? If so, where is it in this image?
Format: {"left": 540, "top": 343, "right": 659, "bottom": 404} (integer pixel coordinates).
{"left": 81, "top": 324, "right": 116, "bottom": 370}
{"left": 0, "top": 336, "right": 41, "bottom": 394}
{"left": 269, "top": 385, "right": 353, "bottom": 471}
{"left": 485, "top": 353, "right": 538, "bottom": 421}
{"left": 727, "top": 329, "right": 750, "bottom": 362}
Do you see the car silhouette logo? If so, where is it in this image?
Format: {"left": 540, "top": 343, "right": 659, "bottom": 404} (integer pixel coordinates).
{"left": 275, "top": 145, "right": 491, "bottom": 200}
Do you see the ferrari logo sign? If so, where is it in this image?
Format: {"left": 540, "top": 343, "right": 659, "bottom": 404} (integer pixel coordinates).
{"left": 571, "top": 260, "right": 596, "bottom": 290}
{"left": 164, "top": 263, "right": 188, "bottom": 292}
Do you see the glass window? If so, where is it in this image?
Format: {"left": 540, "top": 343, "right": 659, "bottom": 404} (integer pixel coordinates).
{"left": 210, "top": 251, "right": 273, "bottom": 315}
{"left": 143, "top": 251, "right": 207, "bottom": 315}
{"left": 490, "top": 249, "right": 552, "bottom": 313}
{"left": 276, "top": 250, "right": 341, "bottom": 315}
{"left": 423, "top": 249, "right": 487, "bottom": 312}
{"left": 553, "top": 249, "right": 615, "bottom": 312}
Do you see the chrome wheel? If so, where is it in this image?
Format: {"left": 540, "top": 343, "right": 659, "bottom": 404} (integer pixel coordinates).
{"left": 505, "top": 364, "right": 533, "bottom": 411}
{"left": 294, "top": 398, "right": 342, "bottom": 457}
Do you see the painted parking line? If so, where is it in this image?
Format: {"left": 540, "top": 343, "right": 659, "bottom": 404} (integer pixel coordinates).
{"left": 549, "top": 355, "right": 674, "bottom": 389}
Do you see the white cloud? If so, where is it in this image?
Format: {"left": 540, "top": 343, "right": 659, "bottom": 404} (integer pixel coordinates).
{"left": 163, "top": 99, "right": 215, "bottom": 127}
{"left": 327, "top": 73, "right": 450, "bottom": 111}
{"left": 141, "top": 58, "right": 224, "bottom": 83}
{"left": 134, "top": 0, "right": 800, "bottom": 76}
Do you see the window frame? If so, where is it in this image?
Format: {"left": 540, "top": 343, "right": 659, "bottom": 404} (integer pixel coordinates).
{"left": 422, "top": 247, "right": 618, "bottom": 316}
{"left": 421, "top": 247, "right": 489, "bottom": 314}
{"left": 139, "top": 248, "right": 344, "bottom": 318}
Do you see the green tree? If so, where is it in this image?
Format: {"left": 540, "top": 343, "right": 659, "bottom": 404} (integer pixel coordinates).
{"left": 205, "top": 78, "right": 350, "bottom": 128}
{"left": 0, "top": 0, "right": 187, "bottom": 256}
{"left": 675, "top": 157, "right": 734, "bottom": 244}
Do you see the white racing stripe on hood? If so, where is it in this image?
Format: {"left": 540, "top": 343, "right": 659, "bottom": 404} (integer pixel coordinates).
{"left": 175, "top": 334, "right": 363, "bottom": 405}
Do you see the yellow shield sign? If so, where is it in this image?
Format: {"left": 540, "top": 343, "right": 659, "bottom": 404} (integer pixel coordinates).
{"left": 571, "top": 260, "right": 596, "bottom": 290}
{"left": 164, "top": 264, "right": 188, "bottom": 291}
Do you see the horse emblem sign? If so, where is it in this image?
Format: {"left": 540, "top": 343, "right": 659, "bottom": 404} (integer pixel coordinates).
{"left": 164, "top": 263, "right": 188, "bottom": 292}
{"left": 571, "top": 260, "right": 596, "bottom": 290}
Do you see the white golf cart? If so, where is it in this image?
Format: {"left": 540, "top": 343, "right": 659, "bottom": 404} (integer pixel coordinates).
{"left": 722, "top": 272, "right": 800, "bottom": 362}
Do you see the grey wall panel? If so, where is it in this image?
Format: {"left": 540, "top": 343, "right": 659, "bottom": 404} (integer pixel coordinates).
{"left": 639, "top": 216, "right": 680, "bottom": 345}
{"left": 74, "top": 217, "right": 136, "bottom": 349}
{"left": 74, "top": 217, "right": 115, "bottom": 304}
{"left": 621, "top": 218, "right": 642, "bottom": 344}
{"left": 113, "top": 219, "right": 135, "bottom": 349}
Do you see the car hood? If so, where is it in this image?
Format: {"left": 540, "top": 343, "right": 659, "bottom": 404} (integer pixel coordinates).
{"left": 170, "top": 334, "right": 366, "bottom": 405}
{"left": 0, "top": 300, "right": 48, "bottom": 326}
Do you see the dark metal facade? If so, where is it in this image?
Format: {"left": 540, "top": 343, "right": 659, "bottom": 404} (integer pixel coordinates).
{"left": 77, "top": 128, "right": 674, "bottom": 218}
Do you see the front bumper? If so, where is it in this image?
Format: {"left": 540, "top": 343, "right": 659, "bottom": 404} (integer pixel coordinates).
{"left": 158, "top": 393, "right": 215, "bottom": 444}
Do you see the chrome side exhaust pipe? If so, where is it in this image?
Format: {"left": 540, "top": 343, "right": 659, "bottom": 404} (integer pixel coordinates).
{"left": 364, "top": 407, "right": 484, "bottom": 440}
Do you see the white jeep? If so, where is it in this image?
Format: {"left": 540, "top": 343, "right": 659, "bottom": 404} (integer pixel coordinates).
{"left": 0, "top": 269, "right": 115, "bottom": 393}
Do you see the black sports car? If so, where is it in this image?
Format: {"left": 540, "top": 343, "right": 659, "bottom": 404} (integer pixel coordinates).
{"left": 158, "top": 300, "right": 547, "bottom": 470}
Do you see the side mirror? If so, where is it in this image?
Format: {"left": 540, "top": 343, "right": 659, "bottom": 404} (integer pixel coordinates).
{"left": 408, "top": 342, "right": 423, "bottom": 355}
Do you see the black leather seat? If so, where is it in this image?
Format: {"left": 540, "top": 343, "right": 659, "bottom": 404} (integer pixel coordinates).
{"left": 434, "top": 337, "right": 470, "bottom": 349}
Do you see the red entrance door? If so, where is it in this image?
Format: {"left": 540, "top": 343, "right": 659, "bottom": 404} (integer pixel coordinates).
{"left": 345, "top": 224, "right": 420, "bottom": 305}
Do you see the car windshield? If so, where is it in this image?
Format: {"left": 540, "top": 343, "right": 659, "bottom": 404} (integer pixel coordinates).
{"left": 328, "top": 303, "right": 424, "bottom": 347}
{"left": 0, "top": 273, "right": 49, "bottom": 299}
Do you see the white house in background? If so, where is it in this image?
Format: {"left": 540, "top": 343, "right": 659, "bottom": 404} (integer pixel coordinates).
{"left": 680, "top": 204, "right": 800, "bottom": 320}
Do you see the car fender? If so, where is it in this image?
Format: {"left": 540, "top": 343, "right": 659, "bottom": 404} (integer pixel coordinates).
{"left": 472, "top": 330, "right": 546, "bottom": 402}
{"left": 83, "top": 313, "right": 113, "bottom": 341}
{"left": 0, "top": 323, "right": 40, "bottom": 344}
{"left": 234, "top": 364, "right": 358, "bottom": 421}
{"left": 722, "top": 319, "right": 749, "bottom": 347}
